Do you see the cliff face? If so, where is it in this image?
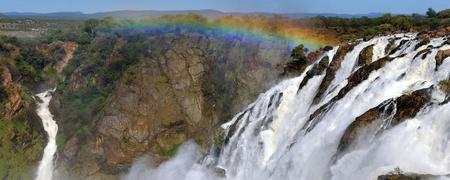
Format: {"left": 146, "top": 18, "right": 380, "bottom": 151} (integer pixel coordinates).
{"left": 0, "top": 37, "right": 83, "bottom": 179}
{"left": 0, "top": 54, "right": 44, "bottom": 180}
{"left": 50, "top": 33, "right": 291, "bottom": 178}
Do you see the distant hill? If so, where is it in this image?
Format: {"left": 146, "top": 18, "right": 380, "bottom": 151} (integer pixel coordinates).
{"left": 2, "top": 10, "right": 385, "bottom": 20}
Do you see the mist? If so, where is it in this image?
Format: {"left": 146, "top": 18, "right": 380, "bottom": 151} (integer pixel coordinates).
{"left": 123, "top": 141, "right": 219, "bottom": 180}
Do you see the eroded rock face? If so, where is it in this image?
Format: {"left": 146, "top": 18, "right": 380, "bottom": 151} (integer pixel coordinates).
{"left": 377, "top": 173, "right": 447, "bottom": 180}
{"left": 314, "top": 43, "right": 356, "bottom": 103}
{"left": 357, "top": 44, "right": 374, "bottom": 66}
{"left": 55, "top": 34, "right": 292, "bottom": 177}
{"left": 0, "top": 64, "right": 46, "bottom": 179}
{"left": 436, "top": 49, "right": 450, "bottom": 66}
{"left": 0, "top": 66, "right": 23, "bottom": 119}
{"left": 338, "top": 88, "right": 431, "bottom": 153}
{"left": 53, "top": 42, "right": 78, "bottom": 75}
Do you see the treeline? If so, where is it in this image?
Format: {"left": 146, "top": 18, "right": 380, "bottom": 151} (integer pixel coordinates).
{"left": 299, "top": 8, "right": 450, "bottom": 41}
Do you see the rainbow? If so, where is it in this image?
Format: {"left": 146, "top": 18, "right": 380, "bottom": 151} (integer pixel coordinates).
{"left": 109, "top": 16, "right": 337, "bottom": 50}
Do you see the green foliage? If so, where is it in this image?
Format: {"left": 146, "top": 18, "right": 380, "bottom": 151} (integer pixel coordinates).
{"left": 0, "top": 112, "right": 45, "bottom": 179}
{"left": 339, "top": 34, "right": 357, "bottom": 41}
{"left": 55, "top": 23, "right": 148, "bottom": 144}
{"left": 83, "top": 19, "right": 100, "bottom": 36}
{"left": 19, "top": 47, "right": 49, "bottom": 70}
{"left": 291, "top": 44, "right": 309, "bottom": 61}
{"left": 15, "top": 56, "right": 43, "bottom": 82}
{"left": 427, "top": 8, "right": 437, "bottom": 18}
{"left": 306, "top": 8, "right": 450, "bottom": 41}
{"left": 392, "top": 16, "right": 412, "bottom": 31}
{"left": 437, "top": 9, "right": 450, "bottom": 18}
{"left": 1, "top": 36, "right": 19, "bottom": 46}
{"left": 0, "top": 41, "right": 12, "bottom": 54}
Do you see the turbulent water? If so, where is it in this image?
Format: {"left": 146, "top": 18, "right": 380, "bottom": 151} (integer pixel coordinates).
{"left": 36, "top": 90, "right": 58, "bottom": 180}
{"left": 126, "top": 33, "right": 450, "bottom": 180}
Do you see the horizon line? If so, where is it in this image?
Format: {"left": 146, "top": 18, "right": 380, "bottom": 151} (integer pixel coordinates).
{"left": 1, "top": 9, "right": 402, "bottom": 16}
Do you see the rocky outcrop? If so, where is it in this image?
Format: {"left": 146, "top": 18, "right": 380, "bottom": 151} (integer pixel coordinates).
{"left": 416, "top": 27, "right": 450, "bottom": 40}
{"left": 0, "top": 66, "right": 24, "bottom": 119}
{"left": 52, "top": 33, "right": 292, "bottom": 178}
{"left": 378, "top": 173, "right": 448, "bottom": 180}
{"left": 436, "top": 49, "right": 450, "bottom": 66}
{"left": 0, "top": 63, "right": 46, "bottom": 180}
{"left": 338, "top": 88, "right": 431, "bottom": 153}
{"left": 313, "top": 43, "right": 356, "bottom": 103}
{"left": 304, "top": 55, "right": 395, "bottom": 133}
{"left": 52, "top": 42, "right": 78, "bottom": 75}
{"left": 357, "top": 44, "right": 374, "bottom": 66}
{"left": 297, "top": 56, "right": 329, "bottom": 91}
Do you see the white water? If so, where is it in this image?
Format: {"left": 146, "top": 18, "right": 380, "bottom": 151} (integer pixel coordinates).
{"left": 36, "top": 90, "right": 58, "bottom": 180}
{"left": 125, "top": 34, "right": 450, "bottom": 180}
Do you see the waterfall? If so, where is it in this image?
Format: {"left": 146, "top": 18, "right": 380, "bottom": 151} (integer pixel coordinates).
{"left": 36, "top": 90, "right": 58, "bottom": 180}
{"left": 125, "top": 33, "right": 450, "bottom": 180}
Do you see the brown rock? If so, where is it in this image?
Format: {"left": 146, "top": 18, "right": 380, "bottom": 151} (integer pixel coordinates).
{"left": 357, "top": 44, "right": 374, "bottom": 66}
{"left": 0, "top": 66, "right": 24, "bottom": 119}
{"left": 63, "top": 136, "right": 79, "bottom": 160}
{"left": 338, "top": 88, "right": 431, "bottom": 153}
{"left": 54, "top": 42, "right": 78, "bottom": 75}
{"left": 436, "top": 49, "right": 450, "bottom": 66}
{"left": 313, "top": 43, "right": 357, "bottom": 103}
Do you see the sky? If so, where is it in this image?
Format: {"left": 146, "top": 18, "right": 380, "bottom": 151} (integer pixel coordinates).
{"left": 1, "top": 0, "right": 450, "bottom": 14}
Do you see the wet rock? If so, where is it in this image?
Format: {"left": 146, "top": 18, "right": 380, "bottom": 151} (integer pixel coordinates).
{"left": 283, "top": 47, "right": 328, "bottom": 76}
{"left": 313, "top": 43, "right": 357, "bottom": 103}
{"left": 357, "top": 44, "right": 374, "bottom": 66}
{"left": 414, "top": 39, "right": 430, "bottom": 50}
{"left": 384, "top": 39, "right": 397, "bottom": 55}
{"left": 389, "top": 40, "right": 408, "bottom": 55}
{"left": 338, "top": 88, "right": 431, "bottom": 153}
{"left": 378, "top": 173, "right": 448, "bottom": 180}
{"left": 213, "top": 167, "right": 227, "bottom": 177}
{"left": 298, "top": 56, "right": 329, "bottom": 92}
{"left": 436, "top": 49, "right": 450, "bottom": 66}
{"left": 335, "top": 56, "right": 394, "bottom": 100}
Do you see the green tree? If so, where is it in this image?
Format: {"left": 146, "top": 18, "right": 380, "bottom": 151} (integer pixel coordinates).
{"left": 83, "top": 19, "right": 100, "bottom": 36}
{"left": 437, "top": 9, "right": 450, "bottom": 18}
{"left": 427, "top": 8, "right": 437, "bottom": 18}
{"left": 291, "top": 44, "right": 309, "bottom": 61}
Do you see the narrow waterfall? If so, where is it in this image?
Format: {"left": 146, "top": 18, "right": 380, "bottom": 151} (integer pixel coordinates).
{"left": 36, "top": 90, "right": 58, "bottom": 180}
{"left": 125, "top": 33, "right": 450, "bottom": 180}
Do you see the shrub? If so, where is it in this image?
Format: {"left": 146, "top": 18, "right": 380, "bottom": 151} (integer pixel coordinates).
{"left": 291, "top": 44, "right": 308, "bottom": 61}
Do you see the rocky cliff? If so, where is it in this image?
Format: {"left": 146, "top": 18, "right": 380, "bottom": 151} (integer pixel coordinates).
{"left": 0, "top": 36, "right": 85, "bottom": 179}
{"left": 49, "top": 33, "right": 292, "bottom": 178}
{"left": 0, "top": 42, "right": 44, "bottom": 180}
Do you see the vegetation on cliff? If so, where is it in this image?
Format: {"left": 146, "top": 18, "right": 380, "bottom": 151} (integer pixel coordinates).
{"left": 0, "top": 56, "right": 45, "bottom": 179}
{"left": 32, "top": 14, "right": 296, "bottom": 178}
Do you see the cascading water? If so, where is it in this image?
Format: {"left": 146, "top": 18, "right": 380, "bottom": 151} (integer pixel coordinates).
{"left": 36, "top": 90, "right": 58, "bottom": 180}
{"left": 125, "top": 33, "right": 450, "bottom": 180}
